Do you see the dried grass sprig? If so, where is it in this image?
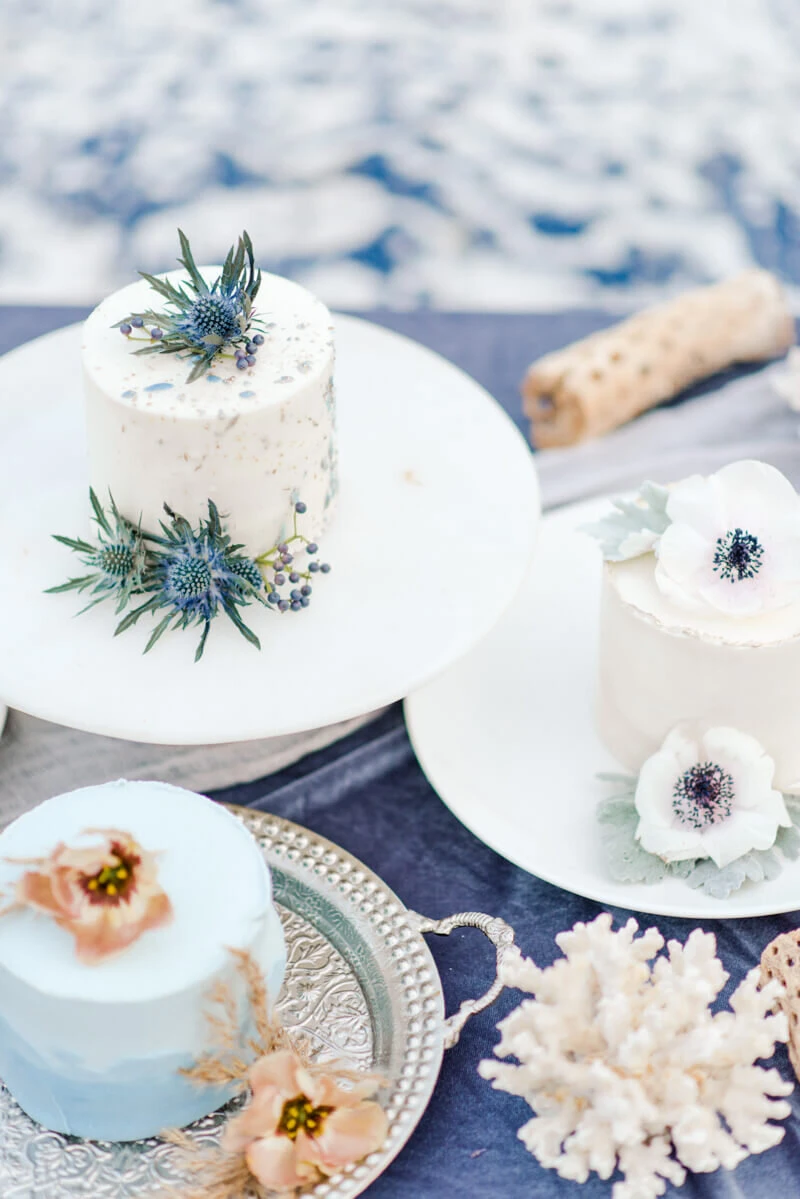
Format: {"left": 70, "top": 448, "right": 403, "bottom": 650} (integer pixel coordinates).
{"left": 180, "top": 948, "right": 287, "bottom": 1091}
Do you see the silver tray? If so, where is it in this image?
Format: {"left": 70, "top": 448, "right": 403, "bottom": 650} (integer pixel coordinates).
{"left": 0, "top": 806, "right": 518, "bottom": 1198}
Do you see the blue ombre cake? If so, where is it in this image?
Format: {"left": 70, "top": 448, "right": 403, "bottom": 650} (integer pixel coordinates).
{"left": 0, "top": 780, "right": 286, "bottom": 1141}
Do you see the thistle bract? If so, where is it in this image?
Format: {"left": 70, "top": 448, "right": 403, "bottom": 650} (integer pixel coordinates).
{"left": 46, "top": 489, "right": 148, "bottom": 615}
{"left": 116, "top": 500, "right": 266, "bottom": 661}
{"left": 115, "top": 229, "right": 263, "bottom": 384}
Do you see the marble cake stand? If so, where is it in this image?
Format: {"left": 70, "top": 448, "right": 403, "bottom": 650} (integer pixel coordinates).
{"left": 0, "top": 315, "right": 539, "bottom": 744}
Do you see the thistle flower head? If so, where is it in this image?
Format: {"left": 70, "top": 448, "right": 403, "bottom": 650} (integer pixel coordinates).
{"left": 114, "top": 229, "right": 263, "bottom": 384}
{"left": 115, "top": 500, "right": 266, "bottom": 661}
{"left": 46, "top": 489, "right": 148, "bottom": 615}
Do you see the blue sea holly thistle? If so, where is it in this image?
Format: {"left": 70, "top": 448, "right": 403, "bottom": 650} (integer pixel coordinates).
{"left": 115, "top": 230, "right": 264, "bottom": 383}
{"left": 115, "top": 500, "right": 267, "bottom": 661}
{"left": 46, "top": 489, "right": 148, "bottom": 614}
{"left": 51, "top": 493, "right": 331, "bottom": 659}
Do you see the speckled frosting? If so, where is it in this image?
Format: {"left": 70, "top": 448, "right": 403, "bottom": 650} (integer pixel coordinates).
{"left": 82, "top": 270, "right": 337, "bottom": 555}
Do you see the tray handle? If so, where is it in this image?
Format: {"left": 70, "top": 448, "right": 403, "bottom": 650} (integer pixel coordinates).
{"left": 407, "top": 910, "right": 517, "bottom": 1050}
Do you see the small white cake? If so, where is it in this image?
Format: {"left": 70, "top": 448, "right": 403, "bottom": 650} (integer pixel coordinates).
{"left": 82, "top": 270, "right": 337, "bottom": 555}
{"left": 593, "top": 460, "right": 800, "bottom": 794}
{"left": 0, "top": 781, "right": 286, "bottom": 1141}
{"left": 597, "top": 554, "right": 800, "bottom": 792}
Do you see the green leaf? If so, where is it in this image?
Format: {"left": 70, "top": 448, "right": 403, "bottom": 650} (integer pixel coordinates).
{"left": 185, "top": 355, "right": 212, "bottom": 383}
{"left": 194, "top": 621, "right": 211, "bottom": 662}
{"left": 89, "top": 487, "right": 112, "bottom": 537}
{"left": 52, "top": 534, "right": 96, "bottom": 554}
{"left": 143, "top": 613, "right": 175, "bottom": 654}
{"left": 177, "top": 228, "right": 208, "bottom": 296}
{"left": 45, "top": 573, "right": 99, "bottom": 595}
{"left": 137, "top": 271, "right": 186, "bottom": 305}
{"left": 582, "top": 482, "right": 671, "bottom": 561}
{"left": 597, "top": 796, "right": 669, "bottom": 884}
{"left": 115, "top": 596, "right": 159, "bottom": 635}
{"left": 685, "top": 849, "right": 783, "bottom": 898}
{"left": 222, "top": 600, "right": 262, "bottom": 651}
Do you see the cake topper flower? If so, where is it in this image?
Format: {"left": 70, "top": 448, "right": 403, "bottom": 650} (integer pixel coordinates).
{"left": 480, "top": 914, "right": 792, "bottom": 1199}
{"left": 1, "top": 829, "right": 172, "bottom": 963}
{"left": 584, "top": 461, "right": 800, "bottom": 618}
{"left": 654, "top": 460, "right": 800, "bottom": 616}
{"left": 50, "top": 493, "right": 331, "bottom": 661}
{"left": 114, "top": 230, "right": 264, "bottom": 384}
{"left": 222, "top": 1050, "right": 388, "bottom": 1193}
{"left": 598, "top": 724, "right": 800, "bottom": 897}
{"left": 170, "top": 949, "right": 388, "bottom": 1198}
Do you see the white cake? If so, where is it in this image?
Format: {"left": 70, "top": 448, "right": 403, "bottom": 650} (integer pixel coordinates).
{"left": 597, "top": 553, "right": 800, "bottom": 793}
{"left": 0, "top": 781, "right": 286, "bottom": 1141}
{"left": 82, "top": 270, "right": 337, "bottom": 555}
{"left": 594, "top": 460, "right": 800, "bottom": 794}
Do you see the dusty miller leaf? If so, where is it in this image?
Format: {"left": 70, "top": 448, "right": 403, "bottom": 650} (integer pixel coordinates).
{"left": 582, "top": 481, "right": 671, "bottom": 561}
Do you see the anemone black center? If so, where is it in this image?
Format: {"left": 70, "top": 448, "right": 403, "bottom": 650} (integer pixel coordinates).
{"left": 167, "top": 557, "right": 212, "bottom": 599}
{"left": 98, "top": 544, "right": 134, "bottom": 578}
{"left": 712, "top": 528, "right": 764, "bottom": 583}
{"left": 672, "top": 762, "right": 734, "bottom": 830}
{"left": 185, "top": 294, "right": 241, "bottom": 343}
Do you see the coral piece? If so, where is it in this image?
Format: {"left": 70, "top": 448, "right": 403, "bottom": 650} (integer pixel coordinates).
{"left": 523, "top": 270, "right": 794, "bottom": 447}
{"left": 761, "top": 930, "right": 800, "bottom": 1080}
{"left": 480, "top": 914, "right": 792, "bottom": 1199}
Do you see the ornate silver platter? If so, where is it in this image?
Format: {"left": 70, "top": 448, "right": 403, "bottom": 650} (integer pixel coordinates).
{"left": 0, "top": 806, "right": 517, "bottom": 1198}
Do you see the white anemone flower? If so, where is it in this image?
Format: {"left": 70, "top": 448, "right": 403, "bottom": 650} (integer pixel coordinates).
{"left": 635, "top": 725, "right": 790, "bottom": 869}
{"left": 654, "top": 460, "right": 800, "bottom": 616}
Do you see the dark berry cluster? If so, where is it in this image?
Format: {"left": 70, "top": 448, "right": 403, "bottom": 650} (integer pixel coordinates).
{"left": 256, "top": 500, "right": 332, "bottom": 612}
{"left": 234, "top": 333, "right": 265, "bottom": 370}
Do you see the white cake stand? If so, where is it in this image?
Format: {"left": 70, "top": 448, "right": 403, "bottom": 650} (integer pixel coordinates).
{"left": 0, "top": 316, "right": 539, "bottom": 745}
{"left": 405, "top": 498, "right": 800, "bottom": 920}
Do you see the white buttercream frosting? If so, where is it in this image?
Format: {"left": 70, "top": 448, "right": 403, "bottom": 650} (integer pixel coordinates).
{"left": 82, "top": 270, "right": 337, "bottom": 555}
{"left": 597, "top": 555, "right": 800, "bottom": 793}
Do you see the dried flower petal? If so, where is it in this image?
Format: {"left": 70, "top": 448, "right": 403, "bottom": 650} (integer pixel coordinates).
{"left": 223, "top": 1048, "right": 387, "bottom": 1193}
{"left": 6, "top": 828, "right": 172, "bottom": 963}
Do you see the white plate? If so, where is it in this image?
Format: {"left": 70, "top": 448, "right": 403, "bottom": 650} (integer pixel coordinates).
{"left": 0, "top": 317, "right": 539, "bottom": 745}
{"left": 405, "top": 498, "right": 800, "bottom": 919}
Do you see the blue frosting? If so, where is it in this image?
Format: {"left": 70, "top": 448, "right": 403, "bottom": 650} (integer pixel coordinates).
{"left": 0, "top": 1008, "right": 233, "bottom": 1140}
{"left": 0, "top": 937, "right": 286, "bottom": 1141}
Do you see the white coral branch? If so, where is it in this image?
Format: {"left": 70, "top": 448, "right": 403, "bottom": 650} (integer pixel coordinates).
{"left": 480, "top": 914, "right": 792, "bottom": 1199}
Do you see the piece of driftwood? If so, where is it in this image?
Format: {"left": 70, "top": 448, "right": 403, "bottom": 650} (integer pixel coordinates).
{"left": 523, "top": 269, "right": 795, "bottom": 447}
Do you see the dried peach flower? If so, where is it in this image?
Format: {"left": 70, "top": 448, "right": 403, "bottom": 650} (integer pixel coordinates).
{"left": 5, "top": 828, "right": 172, "bottom": 964}
{"left": 223, "top": 1049, "right": 388, "bottom": 1192}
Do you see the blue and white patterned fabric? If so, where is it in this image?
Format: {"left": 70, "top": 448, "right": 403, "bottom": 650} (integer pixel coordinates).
{"left": 1, "top": 0, "right": 800, "bottom": 309}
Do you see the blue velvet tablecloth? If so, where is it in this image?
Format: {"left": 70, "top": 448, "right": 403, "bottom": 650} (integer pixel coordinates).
{"left": 4, "top": 307, "right": 800, "bottom": 1199}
